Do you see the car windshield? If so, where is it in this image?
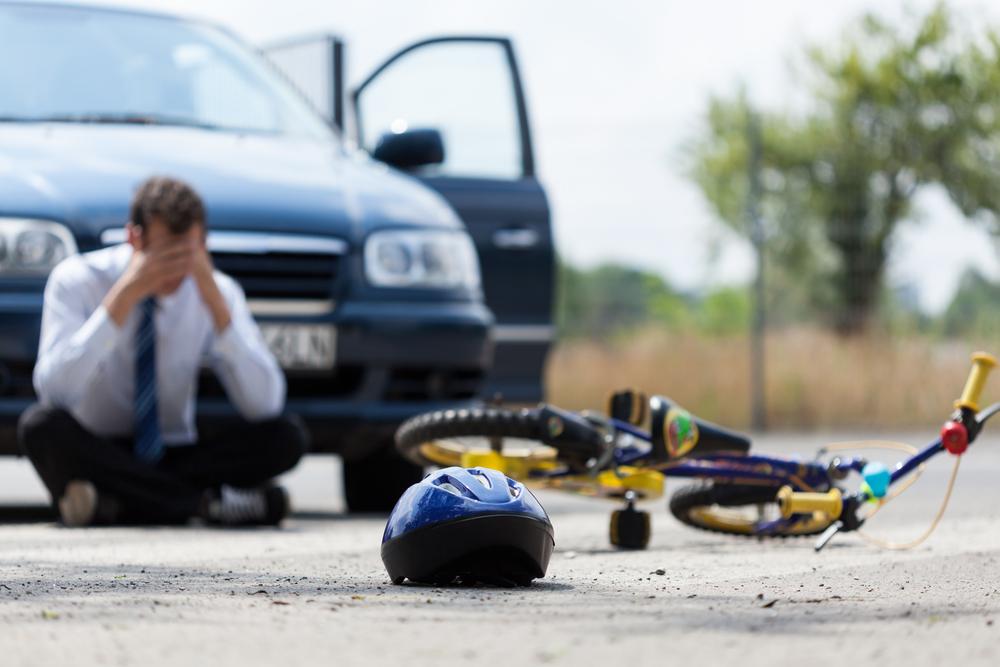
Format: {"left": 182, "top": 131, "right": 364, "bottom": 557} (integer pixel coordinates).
{"left": 0, "top": 3, "right": 334, "bottom": 139}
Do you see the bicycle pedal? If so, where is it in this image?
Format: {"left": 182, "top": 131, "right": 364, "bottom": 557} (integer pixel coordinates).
{"left": 814, "top": 521, "right": 842, "bottom": 552}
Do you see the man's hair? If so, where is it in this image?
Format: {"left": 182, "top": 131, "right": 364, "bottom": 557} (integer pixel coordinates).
{"left": 129, "top": 176, "right": 205, "bottom": 234}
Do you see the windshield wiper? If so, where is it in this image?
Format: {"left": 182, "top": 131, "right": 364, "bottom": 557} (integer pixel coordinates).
{"left": 0, "top": 112, "right": 223, "bottom": 130}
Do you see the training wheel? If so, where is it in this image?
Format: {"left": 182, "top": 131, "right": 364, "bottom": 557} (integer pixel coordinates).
{"left": 609, "top": 506, "right": 650, "bottom": 550}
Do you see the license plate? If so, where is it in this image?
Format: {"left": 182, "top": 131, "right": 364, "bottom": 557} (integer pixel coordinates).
{"left": 259, "top": 324, "right": 336, "bottom": 370}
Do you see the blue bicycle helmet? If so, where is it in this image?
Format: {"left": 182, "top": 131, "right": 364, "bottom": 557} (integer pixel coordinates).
{"left": 382, "top": 467, "right": 554, "bottom": 587}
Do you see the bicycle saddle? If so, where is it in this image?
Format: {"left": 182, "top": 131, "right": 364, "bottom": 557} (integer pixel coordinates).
{"left": 648, "top": 395, "right": 752, "bottom": 460}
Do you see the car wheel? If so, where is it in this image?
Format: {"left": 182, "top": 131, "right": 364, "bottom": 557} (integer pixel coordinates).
{"left": 342, "top": 440, "right": 424, "bottom": 513}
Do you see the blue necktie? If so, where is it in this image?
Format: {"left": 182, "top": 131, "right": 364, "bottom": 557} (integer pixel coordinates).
{"left": 134, "top": 297, "right": 164, "bottom": 463}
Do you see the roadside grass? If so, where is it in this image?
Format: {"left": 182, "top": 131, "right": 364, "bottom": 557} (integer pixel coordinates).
{"left": 545, "top": 327, "right": 1000, "bottom": 430}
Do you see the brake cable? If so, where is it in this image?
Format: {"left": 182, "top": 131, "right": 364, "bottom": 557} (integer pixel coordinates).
{"left": 817, "top": 439, "right": 953, "bottom": 550}
{"left": 853, "top": 455, "right": 961, "bottom": 550}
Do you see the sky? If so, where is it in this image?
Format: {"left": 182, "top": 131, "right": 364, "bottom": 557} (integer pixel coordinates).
{"left": 77, "top": 0, "right": 1000, "bottom": 312}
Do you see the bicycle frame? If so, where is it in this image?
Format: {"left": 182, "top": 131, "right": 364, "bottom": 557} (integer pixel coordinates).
{"left": 530, "top": 416, "right": 832, "bottom": 488}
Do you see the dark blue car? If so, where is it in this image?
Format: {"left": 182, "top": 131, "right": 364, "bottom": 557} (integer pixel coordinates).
{"left": 0, "top": 2, "right": 554, "bottom": 509}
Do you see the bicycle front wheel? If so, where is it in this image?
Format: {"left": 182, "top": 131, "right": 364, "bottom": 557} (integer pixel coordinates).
{"left": 668, "top": 482, "right": 834, "bottom": 538}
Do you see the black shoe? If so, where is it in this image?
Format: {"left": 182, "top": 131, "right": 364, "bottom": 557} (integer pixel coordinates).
{"left": 203, "top": 485, "right": 289, "bottom": 526}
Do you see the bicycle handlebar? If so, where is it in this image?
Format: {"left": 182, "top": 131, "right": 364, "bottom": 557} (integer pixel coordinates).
{"left": 956, "top": 352, "right": 998, "bottom": 413}
{"left": 779, "top": 352, "right": 997, "bottom": 536}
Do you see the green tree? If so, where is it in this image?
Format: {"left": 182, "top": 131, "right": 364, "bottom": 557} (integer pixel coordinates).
{"left": 940, "top": 269, "right": 1000, "bottom": 337}
{"left": 690, "top": 3, "right": 1000, "bottom": 334}
{"left": 697, "top": 287, "right": 751, "bottom": 336}
{"left": 555, "top": 260, "right": 691, "bottom": 338}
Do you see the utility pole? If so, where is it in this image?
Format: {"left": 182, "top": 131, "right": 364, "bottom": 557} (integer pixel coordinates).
{"left": 747, "top": 106, "right": 767, "bottom": 431}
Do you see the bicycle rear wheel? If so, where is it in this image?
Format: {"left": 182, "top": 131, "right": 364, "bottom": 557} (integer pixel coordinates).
{"left": 668, "top": 482, "right": 833, "bottom": 538}
{"left": 395, "top": 407, "right": 561, "bottom": 468}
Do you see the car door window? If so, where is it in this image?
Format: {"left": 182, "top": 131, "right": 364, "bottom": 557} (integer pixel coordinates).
{"left": 356, "top": 40, "right": 523, "bottom": 180}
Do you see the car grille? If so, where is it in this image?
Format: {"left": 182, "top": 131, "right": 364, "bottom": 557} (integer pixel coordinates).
{"left": 210, "top": 251, "right": 341, "bottom": 300}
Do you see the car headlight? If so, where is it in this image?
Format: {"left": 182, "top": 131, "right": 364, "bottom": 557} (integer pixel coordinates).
{"left": 0, "top": 219, "right": 78, "bottom": 276}
{"left": 364, "top": 229, "right": 480, "bottom": 290}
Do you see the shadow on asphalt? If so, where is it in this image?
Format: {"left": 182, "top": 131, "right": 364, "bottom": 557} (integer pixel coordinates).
{"left": 0, "top": 503, "right": 55, "bottom": 523}
{"left": 0, "top": 505, "right": 375, "bottom": 524}
{"left": 292, "top": 510, "right": 383, "bottom": 521}
{"left": 393, "top": 580, "right": 575, "bottom": 592}
{"left": 569, "top": 535, "right": 865, "bottom": 555}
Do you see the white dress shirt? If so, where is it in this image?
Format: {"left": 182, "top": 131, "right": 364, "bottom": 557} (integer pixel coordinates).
{"left": 33, "top": 244, "right": 286, "bottom": 445}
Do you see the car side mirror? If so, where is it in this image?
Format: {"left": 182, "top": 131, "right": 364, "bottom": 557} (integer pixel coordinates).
{"left": 371, "top": 128, "right": 445, "bottom": 170}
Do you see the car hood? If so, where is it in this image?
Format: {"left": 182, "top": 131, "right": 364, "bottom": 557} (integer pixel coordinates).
{"left": 0, "top": 124, "right": 461, "bottom": 248}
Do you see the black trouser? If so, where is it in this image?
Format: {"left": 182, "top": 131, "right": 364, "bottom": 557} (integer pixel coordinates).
{"left": 17, "top": 403, "right": 308, "bottom": 525}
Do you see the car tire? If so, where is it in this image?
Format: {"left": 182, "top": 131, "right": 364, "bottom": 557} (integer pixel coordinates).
{"left": 343, "top": 440, "right": 424, "bottom": 513}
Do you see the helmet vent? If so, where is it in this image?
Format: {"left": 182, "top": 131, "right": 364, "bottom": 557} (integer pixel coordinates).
{"left": 469, "top": 470, "right": 493, "bottom": 489}
{"left": 437, "top": 482, "right": 464, "bottom": 496}
{"left": 428, "top": 468, "right": 521, "bottom": 503}
{"left": 432, "top": 475, "right": 479, "bottom": 500}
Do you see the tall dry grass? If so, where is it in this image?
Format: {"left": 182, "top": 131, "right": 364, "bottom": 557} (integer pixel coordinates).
{"left": 545, "top": 327, "right": 1000, "bottom": 430}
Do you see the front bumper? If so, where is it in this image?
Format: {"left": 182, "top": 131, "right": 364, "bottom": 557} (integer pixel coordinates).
{"left": 0, "top": 291, "right": 493, "bottom": 458}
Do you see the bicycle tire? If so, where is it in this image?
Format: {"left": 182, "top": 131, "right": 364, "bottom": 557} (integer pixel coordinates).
{"left": 668, "top": 482, "right": 832, "bottom": 538}
{"left": 395, "top": 407, "right": 550, "bottom": 466}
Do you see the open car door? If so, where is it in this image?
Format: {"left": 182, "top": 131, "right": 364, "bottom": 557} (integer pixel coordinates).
{"left": 353, "top": 37, "right": 554, "bottom": 402}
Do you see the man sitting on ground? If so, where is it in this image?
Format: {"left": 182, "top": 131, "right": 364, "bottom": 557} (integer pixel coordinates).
{"left": 19, "top": 176, "right": 306, "bottom": 526}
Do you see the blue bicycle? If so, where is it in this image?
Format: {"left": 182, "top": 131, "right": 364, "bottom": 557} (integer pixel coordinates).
{"left": 396, "top": 353, "right": 998, "bottom": 551}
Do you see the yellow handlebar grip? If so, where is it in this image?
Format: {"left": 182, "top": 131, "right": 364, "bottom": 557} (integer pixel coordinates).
{"left": 955, "top": 352, "right": 998, "bottom": 412}
{"left": 776, "top": 486, "right": 843, "bottom": 519}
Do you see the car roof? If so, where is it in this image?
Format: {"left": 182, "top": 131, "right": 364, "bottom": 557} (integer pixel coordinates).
{"left": 0, "top": 1, "right": 209, "bottom": 29}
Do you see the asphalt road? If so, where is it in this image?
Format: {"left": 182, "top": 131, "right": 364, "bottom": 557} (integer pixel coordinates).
{"left": 1, "top": 431, "right": 998, "bottom": 666}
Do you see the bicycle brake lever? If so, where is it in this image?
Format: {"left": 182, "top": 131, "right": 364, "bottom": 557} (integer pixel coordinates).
{"left": 578, "top": 413, "right": 618, "bottom": 476}
{"left": 814, "top": 521, "right": 842, "bottom": 552}
{"left": 587, "top": 433, "right": 617, "bottom": 476}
